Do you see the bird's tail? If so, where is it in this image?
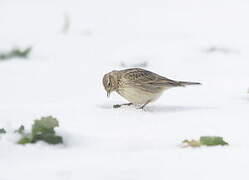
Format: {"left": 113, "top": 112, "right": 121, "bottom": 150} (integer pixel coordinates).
{"left": 178, "top": 81, "right": 201, "bottom": 86}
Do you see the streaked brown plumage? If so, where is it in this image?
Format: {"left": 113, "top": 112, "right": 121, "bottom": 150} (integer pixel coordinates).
{"left": 103, "top": 68, "right": 201, "bottom": 108}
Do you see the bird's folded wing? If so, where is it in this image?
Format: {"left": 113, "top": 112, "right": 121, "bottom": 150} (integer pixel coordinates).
{"left": 123, "top": 68, "right": 181, "bottom": 93}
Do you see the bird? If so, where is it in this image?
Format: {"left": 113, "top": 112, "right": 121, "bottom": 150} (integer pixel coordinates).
{"left": 102, "top": 68, "right": 201, "bottom": 109}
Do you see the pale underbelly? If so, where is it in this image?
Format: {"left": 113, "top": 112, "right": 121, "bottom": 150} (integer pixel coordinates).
{"left": 117, "top": 87, "right": 164, "bottom": 105}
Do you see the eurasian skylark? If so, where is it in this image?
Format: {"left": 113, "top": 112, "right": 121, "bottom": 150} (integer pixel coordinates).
{"left": 103, "top": 68, "right": 201, "bottom": 109}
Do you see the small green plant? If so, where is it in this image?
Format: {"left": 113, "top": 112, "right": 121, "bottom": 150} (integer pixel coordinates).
{"left": 0, "top": 47, "right": 32, "bottom": 60}
{"left": 17, "top": 116, "right": 63, "bottom": 145}
{"left": 199, "top": 136, "right": 228, "bottom": 146}
{"left": 0, "top": 128, "right": 6, "bottom": 134}
{"left": 182, "top": 136, "right": 229, "bottom": 148}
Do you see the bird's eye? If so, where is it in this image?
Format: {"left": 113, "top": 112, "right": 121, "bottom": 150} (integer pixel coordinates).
{"left": 107, "top": 82, "right": 111, "bottom": 86}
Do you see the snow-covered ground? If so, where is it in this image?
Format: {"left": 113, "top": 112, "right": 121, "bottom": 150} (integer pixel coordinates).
{"left": 0, "top": 0, "right": 249, "bottom": 179}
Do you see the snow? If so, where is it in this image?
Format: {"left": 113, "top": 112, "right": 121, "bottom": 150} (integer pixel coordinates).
{"left": 0, "top": 0, "right": 249, "bottom": 179}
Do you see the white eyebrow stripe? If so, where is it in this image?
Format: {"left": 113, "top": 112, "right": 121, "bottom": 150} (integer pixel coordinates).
{"left": 107, "top": 77, "right": 110, "bottom": 84}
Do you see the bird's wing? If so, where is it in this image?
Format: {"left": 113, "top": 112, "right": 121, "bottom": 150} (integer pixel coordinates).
{"left": 121, "top": 68, "right": 181, "bottom": 93}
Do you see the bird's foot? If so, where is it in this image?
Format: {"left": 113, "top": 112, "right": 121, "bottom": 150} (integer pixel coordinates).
{"left": 113, "top": 103, "right": 133, "bottom": 108}
{"left": 138, "top": 106, "right": 147, "bottom": 111}
{"left": 137, "top": 101, "right": 150, "bottom": 111}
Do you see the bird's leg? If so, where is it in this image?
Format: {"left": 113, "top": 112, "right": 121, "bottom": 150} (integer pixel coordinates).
{"left": 113, "top": 103, "right": 133, "bottom": 108}
{"left": 138, "top": 100, "right": 151, "bottom": 110}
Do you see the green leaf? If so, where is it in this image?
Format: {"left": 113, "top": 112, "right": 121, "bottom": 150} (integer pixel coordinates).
{"left": 0, "top": 47, "right": 32, "bottom": 60}
{"left": 18, "top": 136, "right": 32, "bottom": 145}
{"left": 31, "top": 116, "right": 59, "bottom": 136}
{"left": 0, "top": 128, "right": 6, "bottom": 134}
{"left": 31, "top": 116, "right": 62, "bottom": 144}
{"left": 200, "top": 136, "right": 229, "bottom": 146}
{"left": 32, "top": 134, "right": 63, "bottom": 144}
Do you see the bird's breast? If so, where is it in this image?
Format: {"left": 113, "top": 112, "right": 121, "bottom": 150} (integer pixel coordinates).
{"left": 116, "top": 87, "right": 163, "bottom": 105}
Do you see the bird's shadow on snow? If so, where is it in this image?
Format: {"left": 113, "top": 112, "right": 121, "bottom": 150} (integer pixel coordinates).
{"left": 98, "top": 104, "right": 215, "bottom": 113}
{"left": 147, "top": 105, "right": 215, "bottom": 113}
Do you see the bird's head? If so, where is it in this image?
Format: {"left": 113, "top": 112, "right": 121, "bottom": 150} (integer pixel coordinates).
{"left": 102, "top": 70, "right": 118, "bottom": 97}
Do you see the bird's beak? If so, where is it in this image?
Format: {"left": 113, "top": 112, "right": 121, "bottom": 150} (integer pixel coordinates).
{"left": 107, "top": 91, "right": 110, "bottom": 98}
